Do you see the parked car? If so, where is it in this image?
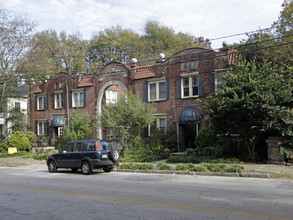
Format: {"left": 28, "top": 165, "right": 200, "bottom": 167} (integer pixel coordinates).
{"left": 47, "top": 140, "right": 120, "bottom": 175}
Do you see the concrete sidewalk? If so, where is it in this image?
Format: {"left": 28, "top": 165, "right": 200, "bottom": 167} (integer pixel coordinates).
{"left": 0, "top": 157, "right": 292, "bottom": 177}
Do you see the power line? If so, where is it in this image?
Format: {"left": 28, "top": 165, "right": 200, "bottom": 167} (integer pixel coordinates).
{"left": 2, "top": 30, "right": 292, "bottom": 78}
{"left": 1, "top": 40, "right": 292, "bottom": 83}
{"left": 0, "top": 26, "right": 277, "bottom": 62}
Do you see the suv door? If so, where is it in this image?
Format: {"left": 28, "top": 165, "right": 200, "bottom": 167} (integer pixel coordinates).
{"left": 70, "top": 142, "right": 83, "bottom": 167}
{"left": 57, "top": 142, "right": 75, "bottom": 167}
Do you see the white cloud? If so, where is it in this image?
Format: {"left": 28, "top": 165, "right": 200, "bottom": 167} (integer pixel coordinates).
{"left": 1, "top": 0, "right": 284, "bottom": 49}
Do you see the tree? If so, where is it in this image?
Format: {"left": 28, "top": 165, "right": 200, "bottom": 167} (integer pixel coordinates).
{"left": 202, "top": 60, "right": 293, "bottom": 160}
{"left": 22, "top": 30, "right": 87, "bottom": 79}
{"left": 87, "top": 26, "right": 143, "bottom": 67}
{"left": 273, "top": 0, "right": 293, "bottom": 36}
{"left": 6, "top": 106, "right": 26, "bottom": 135}
{"left": 0, "top": 6, "right": 36, "bottom": 107}
{"left": 55, "top": 109, "right": 95, "bottom": 148}
{"left": 100, "top": 90, "right": 155, "bottom": 150}
{"left": 237, "top": 0, "right": 292, "bottom": 67}
{"left": 87, "top": 21, "right": 211, "bottom": 67}
{"left": 141, "top": 20, "right": 210, "bottom": 60}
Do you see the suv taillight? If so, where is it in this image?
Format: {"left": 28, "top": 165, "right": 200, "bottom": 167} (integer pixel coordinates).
{"left": 95, "top": 142, "right": 99, "bottom": 150}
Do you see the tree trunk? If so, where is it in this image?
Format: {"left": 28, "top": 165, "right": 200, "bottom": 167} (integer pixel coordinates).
{"left": 0, "top": 81, "right": 7, "bottom": 108}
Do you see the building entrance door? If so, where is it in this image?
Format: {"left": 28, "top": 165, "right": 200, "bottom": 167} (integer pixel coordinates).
{"left": 178, "top": 108, "right": 201, "bottom": 152}
{"left": 179, "top": 124, "right": 198, "bottom": 151}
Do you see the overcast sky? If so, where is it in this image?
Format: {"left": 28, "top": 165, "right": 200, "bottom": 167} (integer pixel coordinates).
{"left": 1, "top": 0, "right": 284, "bottom": 50}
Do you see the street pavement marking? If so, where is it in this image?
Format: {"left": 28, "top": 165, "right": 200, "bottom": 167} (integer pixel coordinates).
{"left": 0, "top": 183, "right": 292, "bottom": 220}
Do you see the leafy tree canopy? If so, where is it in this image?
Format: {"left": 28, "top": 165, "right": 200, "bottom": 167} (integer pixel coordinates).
{"left": 0, "top": 6, "right": 36, "bottom": 106}
{"left": 23, "top": 30, "right": 88, "bottom": 80}
{"left": 87, "top": 20, "right": 210, "bottom": 67}
{"left": 273, "top": 0, "right": 293, "bottom": 36}
{"left": 203, "top": 60, "right": 293, "bottom": 159}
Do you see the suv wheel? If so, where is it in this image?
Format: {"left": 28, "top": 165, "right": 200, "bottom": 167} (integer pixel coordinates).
{"left": 110, "top": 150, "right": 119, "bottom": 163}
{"left": 103, "top": 167, "right": 113, "bottom": 173}
{"left": 48, "top": 160, "right": 57, "bottom": 173}
{"left": 81, "top": 161, "right": 92, "bottom": 175}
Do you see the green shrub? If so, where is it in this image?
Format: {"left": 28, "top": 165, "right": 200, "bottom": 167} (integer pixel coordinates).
{"left": 194, "top": 125, "right": 217, "bottom": 153}
{"left": 186, "top": 148, "right": 195, "bottom": 155}
{"left": 0, "top": 140, "right": 9, "bottom": 153}
{"left": 194, "top": 165, "right": 208, "bottom": 172}
{"left": 139, "top": 163, "right": 155, "bottom": 170}
{"left": 121, "top": 136, "right": 170, "bottom": 162}
{"left": 119, "top": 163, "right": 131, "bottom": 169}
{"left": 176, "top": 163, "right": 196, "bottom": 171}
{"left": 167, "top": 155, "right": 240, "bottom": 164}
{"left": 176, "top": 163, "right": 188, "bottom": 171}
{"left": 8, "top": 131, "right": 31, "bottom": 151}
{"left": 224, "top": 165, "right": 244, "bottom": 173}
{"left": 186, "top": 163, "right": 196, "bottom": 171}
{"left": 157, "top": 163, "right": 173, "bottom": 170}
{"left": 118, "top": 163, "right": 155, "bottom": 170}
{"left": 26, "top": 131, "right": 37, "bottom": 144}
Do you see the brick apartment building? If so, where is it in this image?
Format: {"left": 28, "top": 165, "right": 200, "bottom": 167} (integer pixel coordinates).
{"left": 30, "top": 46, "right": 234, "bottom": 151}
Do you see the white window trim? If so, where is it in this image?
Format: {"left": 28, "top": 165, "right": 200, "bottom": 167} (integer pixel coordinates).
{"left": 58, "top": 127, "right": 64, "bottom": 136}
{"left": 181, "top": 73, "right": 199, "bottom": 99}
{"left": 148, "top": 79, "right": 166, "bottom": 101}
{"left": 37, "top": 94, "right": 46, "bottom": 110}
{"left": 37, "top": 121, "right": 46, "bottom": 136}
{"left": 72, "top": 89, "right": 84, "bottom": 107}
{"left": 54, "top": 92, "right": 63, "bottom": 109}
{"left": 148, "top": 114, "right": 167, "bottom": 136}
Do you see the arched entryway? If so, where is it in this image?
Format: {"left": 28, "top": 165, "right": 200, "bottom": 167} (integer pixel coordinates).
{"left": 96, "top": 80, "right": 128, "bottom": 139}
{"left": 178, "top": 108, "right": 201, "bottom": 151}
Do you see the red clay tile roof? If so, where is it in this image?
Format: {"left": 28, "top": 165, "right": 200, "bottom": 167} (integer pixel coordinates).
{"left": 77, "top": 75, "right": 94, "bottom": 87}
{"left": 134, "top": 66, "right": 155, "bottom": 79}
{"left": 31, "top": 85, "right": 42, "bottom": 94}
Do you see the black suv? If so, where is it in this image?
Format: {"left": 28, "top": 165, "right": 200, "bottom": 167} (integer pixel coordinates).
{"left": 47, "top": 140, "right": 120, "bottom": 175}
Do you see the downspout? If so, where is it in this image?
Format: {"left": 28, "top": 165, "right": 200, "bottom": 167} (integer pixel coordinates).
{"left": 66, "top": 81, "right": 70, "bottom": 127}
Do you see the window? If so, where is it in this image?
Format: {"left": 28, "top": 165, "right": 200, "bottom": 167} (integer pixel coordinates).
{"left": 72, "top": 90, "right": 84, "bottom": 107}
{"left": 63, "top": 143, "right": 74, "bottom": 153}
{"left": 182, "top": 75, "right": 199, "bottom": 98}
{"left": 58, "top": 127, "right": 64, "bottom": 136}
{"left": 144, "top": 78, "right": 170, "bottom": 102}
{"left": 15, "top": 102, "right": 20, "bottom": 110}
{"left": 148, "top": 80, "right": 166, "bottom": 101}
{"left": 106, "top": 90, "right": 118, "bottom": 106}
{"left": 148, "top": 115, "right": 166, "bottom": 136}
{"left": 54, "top": 93, "right": 63, "bottom": 109}
{"left": 37, "top": 121, "right": 47, "bottom": 135}
{"left": 37, "top": 95, "right": 47, "bottom": 110}
{"left": 74, "top": 142, "right": 83, "bottom": 152}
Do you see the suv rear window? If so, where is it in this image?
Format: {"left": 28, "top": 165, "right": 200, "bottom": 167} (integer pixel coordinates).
{"left": 100, "top": 142, "right": 112, "bottom": 150}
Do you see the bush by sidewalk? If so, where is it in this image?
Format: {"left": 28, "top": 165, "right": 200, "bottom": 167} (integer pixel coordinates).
{"left": 118, "top": 162, "right": 244, "bottom": 173}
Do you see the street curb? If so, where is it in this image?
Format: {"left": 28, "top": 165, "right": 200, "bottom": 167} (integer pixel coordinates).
{"left": 114, "top": 169, "right": 270, "bottom": 178}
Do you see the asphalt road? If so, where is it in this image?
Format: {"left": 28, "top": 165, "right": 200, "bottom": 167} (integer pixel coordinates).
{"left": 0, "top": 166, "right": 293, "bottom": 220}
